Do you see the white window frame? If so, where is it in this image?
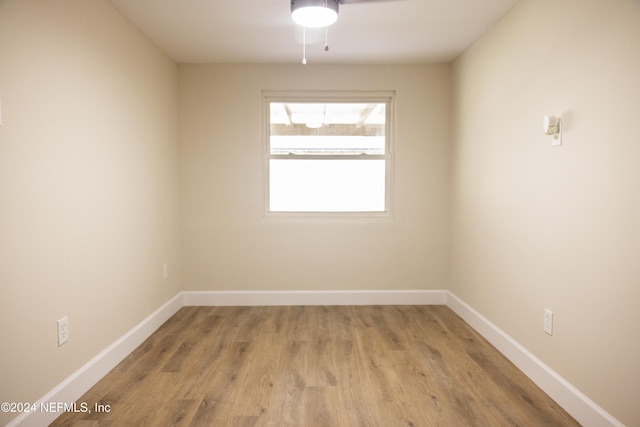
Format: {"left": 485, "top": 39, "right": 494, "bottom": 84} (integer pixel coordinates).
{"left": 263, "top": 91, "right": 395, "bottom": 219}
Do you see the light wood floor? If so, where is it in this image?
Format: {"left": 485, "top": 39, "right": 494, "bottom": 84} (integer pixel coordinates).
{"left": 51, "top": 305, "right": 579, "bottom": 426}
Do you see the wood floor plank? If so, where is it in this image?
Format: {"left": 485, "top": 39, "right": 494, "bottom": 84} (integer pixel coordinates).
{"left": 148, "top": 398, "right": 200, "bottom": 427}
{"left": 50, "top": 305, "right": 579, "bottom": 426}
{"left": 262, "top": 339, "right": 306, "bottom": 426}
{"left": 224, "top": 333, "right": 278, "bottom": 417}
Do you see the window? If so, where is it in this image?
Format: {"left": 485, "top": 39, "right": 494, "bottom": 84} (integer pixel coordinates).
{"left": 265, "top": 93, "right": 393, "bottom": 215}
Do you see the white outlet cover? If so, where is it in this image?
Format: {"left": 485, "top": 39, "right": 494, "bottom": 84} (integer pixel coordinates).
{"left": 544, "top": 309, "right": 553, "bottom": 336}
{"left": 58, "top": 316, "right": 69, "bottom": 346}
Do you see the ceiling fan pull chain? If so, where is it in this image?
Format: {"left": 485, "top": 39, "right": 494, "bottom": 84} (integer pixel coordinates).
{"left": 325, "top": 27, "right": 329, "bottom": 52}
{"left": 302, "top": 27, "right": 307, "bottom": 64}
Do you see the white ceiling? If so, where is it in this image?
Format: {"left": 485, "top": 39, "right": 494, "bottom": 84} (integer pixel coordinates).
{"left": 108, "top": 0, "right": 521, "bottom": 64}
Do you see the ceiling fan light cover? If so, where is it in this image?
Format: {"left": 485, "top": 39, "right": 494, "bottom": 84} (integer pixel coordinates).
{"left": 291, "top": 0, "right": 339, "bottom": 28}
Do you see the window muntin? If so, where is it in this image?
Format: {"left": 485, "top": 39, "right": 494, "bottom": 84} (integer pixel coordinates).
{"left": 266, "top": 96, "right": 392, "bottom": 214}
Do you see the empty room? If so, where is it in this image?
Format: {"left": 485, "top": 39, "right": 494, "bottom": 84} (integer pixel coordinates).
{"left": 1, "top": 0, "right": 638, "bottom": 426}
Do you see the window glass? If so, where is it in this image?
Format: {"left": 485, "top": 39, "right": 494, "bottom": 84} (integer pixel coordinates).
{"left": 269, "top": 159, "right": 386, "bottom": 212}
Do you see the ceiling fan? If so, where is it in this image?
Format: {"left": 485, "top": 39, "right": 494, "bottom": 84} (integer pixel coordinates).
{"left": 291, "top": 0, "right": 393, "bottom": 28}
{"left": 290, "top": 0, "right": 398, "bottom": 63}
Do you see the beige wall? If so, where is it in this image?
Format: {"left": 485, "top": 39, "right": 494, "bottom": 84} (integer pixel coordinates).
{"left": 451, "top": 0, "right": 640, "bottom": 424}
{"left": 179, "top": 64, "right": 451, "bottom": 292}
{"left": 0, "top": 1, "right": 181, "bottom": 424}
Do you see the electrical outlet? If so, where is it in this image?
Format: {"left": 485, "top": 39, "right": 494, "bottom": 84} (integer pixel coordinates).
{"left": 57, "top": 316, "right": 69, "bottom": 346}
{"left": 544, "top": 309, "right": 553, "bottom": 336}
{"left": 163, "top": 263, "right": 168, "bottom": 280}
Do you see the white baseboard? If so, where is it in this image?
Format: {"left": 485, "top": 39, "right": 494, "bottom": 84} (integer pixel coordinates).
{"left": 12, "top": 289, "right": 622, "bottom": 427}
{"left": 8, "top": 292, "right": 184, "bottom": 427}
{"left": 182, "top": 289, "right": 447, "bottom": 306}
{"left": 445, "top": 291, "right": 623, "bottom": 427}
